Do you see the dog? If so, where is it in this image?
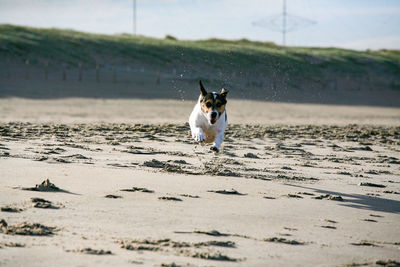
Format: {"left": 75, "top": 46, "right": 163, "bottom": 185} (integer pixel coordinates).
{"left": 189, "top": 80, "right": 229, "bottom": 153}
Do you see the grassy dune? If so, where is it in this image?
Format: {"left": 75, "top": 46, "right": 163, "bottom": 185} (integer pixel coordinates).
{"left": 0, "top": 24, "right": 399, "bottom": 104}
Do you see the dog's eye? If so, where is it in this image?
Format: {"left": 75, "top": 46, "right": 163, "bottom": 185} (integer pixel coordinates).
{"left": 216, "top": 103, "right": 222, "bottom": 108}
{"left": 206, "top": 102, "right": 212, "bottom": 108}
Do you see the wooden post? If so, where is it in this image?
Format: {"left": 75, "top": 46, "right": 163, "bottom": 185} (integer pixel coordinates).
{"left": 96, "top": 64, "right": 100, "bottom": 82}
{"left": 25, "top": 59, "right": 30, "bottom": 80}
{"left": 156, "top": 70, "right": 160, "bottom": 85}
{"left": 44, "top": 61, "right": 48, "bottom": 80}
{"left": 78, "top": 62, "right": 82, "bottom": 82}
{"left": 62, "top": 63, "right": 66, "bottom": 81}
{"left": 112, "top": 67, "right": 116, "bottom": 83}
{"left": 6, "top": 59, "right": 10, "bottom": 79}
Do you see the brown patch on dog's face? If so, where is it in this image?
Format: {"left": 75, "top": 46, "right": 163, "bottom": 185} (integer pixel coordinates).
{"left": 201, "top": 96, "right": 214, "bottom": 114}
{"left": 214, "top": 97, "right": 226, "bottom": 115}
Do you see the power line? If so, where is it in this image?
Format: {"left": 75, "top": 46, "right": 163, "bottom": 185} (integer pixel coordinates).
{"left": 252, "top": 0, "right": 316, "bottom": 46}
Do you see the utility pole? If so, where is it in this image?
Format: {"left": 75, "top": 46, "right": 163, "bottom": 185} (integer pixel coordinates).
{"left": 282, "top": 0, "right": 286, "bottom": 46}
{"left": 133, "top": 0, "right": 136, "bottom": 35}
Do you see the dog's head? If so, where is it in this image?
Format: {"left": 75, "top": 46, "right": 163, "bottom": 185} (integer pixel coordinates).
{"left": 199, "top": 80, "right": 229, "bottom": 125}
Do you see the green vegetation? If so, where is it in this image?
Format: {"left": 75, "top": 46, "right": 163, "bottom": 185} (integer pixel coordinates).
{"left": 0, "top": 24, "right": 399, "bottom": 99}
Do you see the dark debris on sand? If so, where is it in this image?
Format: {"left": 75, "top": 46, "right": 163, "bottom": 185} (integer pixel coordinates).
{"left": 350, "top": 241, "right": 379, "bottom": 247}
{"left": 344, "top": 259, "right": 400, "bottom": 267}
{"left": 174, "top": 230, "right": 231, "bottom": 237}
{"left": 1, "top": 206, "right": 23, "bottom": 213}
{"left": 0, "top": 242, "right": 25, "bottom": 248}
{"left": 375, "top": 260, "right": 400, "bottom": 266}
{"left": 31, "top": 198, "right": 60, "bottom": 209}
{"left": 121, "top": 187, "right": 154, "bottom": 193}
{"left": 313, "top": 194, "right": 344, "bottom": 201}
{"left": 359, "top": 182, "right": 387, "bottom": 188}
{"left": 21, "top": 179, "right": 62, "bottom": 192}
{"left": 121, "top": 238, "right": 239, "bottom": 261}
{"left": 320, "top": 225, "right": 337, "bottom": 229}
{"left": 174, "top": 229, "right": 252, "bottom": 240}
{"left": 189, "top": 251, "right": 240, "bottom": 262}
{"left": 195, "top": 240, "right": 236, "bottom": 248}
{"left": 121, "top": 238, "right": 235, "bottom": 250}
{"left": 192, "top": 230, "right": 231, "bottom": 237}
{"left": 285, "top": 194, "right": 303, "bottom": 198}
{"left": 264, "top": 237, "right": 305, "bottom": 245}
{"left": 179, "top": 194, "right": 200, "bottom": 198}
{"left": 207, "top": 189, "right": 246, "bottom": 195}
{"left": 363, "top": 219, "right": 378, "bottom": 223}
{"left": 161, "top": 263, "right": 182, "bottom": 267}
{"left": 143, "top": 159, "right": 186, "bottom": 174}
{"left": 0, "top": 219, "right": 56, "bottom": 236}
{"left": 244, "top": 152, "right": 260, "bottom": 159}
{"left": 79, "top": 248, "right": 112, "bottom": 255}
{"left": 158, "top": 196, "right": 182, "bottom": 201}
{"left": 105, "top": 194, "right": 122, "bottom": 198}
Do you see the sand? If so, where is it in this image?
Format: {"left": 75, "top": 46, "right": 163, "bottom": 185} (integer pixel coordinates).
{"left": 0, "top": 98, "right": 400, "bottom": 266}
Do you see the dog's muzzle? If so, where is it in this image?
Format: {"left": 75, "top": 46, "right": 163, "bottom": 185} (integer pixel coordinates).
{"left": 210, "top": 112, "right": 218, "bottom": 124}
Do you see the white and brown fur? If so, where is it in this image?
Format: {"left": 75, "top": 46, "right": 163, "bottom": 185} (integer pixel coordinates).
{"left": 189, "top": 80, "right": 229, "bottom": 152}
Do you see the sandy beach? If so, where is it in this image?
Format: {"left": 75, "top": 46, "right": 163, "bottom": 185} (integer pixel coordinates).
{"left": 0, "top": 98, "right": 399, "bottom": 266}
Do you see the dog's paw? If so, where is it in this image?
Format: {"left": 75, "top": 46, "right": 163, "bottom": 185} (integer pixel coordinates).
{"left": 210, "top": 146, "right": 219, "bottom": 153}
{"left": 192, "top": 129, "right": 205, "bottom": 142}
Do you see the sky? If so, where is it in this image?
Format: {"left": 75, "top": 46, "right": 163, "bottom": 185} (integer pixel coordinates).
{"left": 0, "top": 0, "right": 399, "bottom": 50}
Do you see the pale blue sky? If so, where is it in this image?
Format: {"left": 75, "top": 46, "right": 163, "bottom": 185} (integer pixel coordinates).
{"left": 0, "top": 0, "right": 399, "bottom": 50}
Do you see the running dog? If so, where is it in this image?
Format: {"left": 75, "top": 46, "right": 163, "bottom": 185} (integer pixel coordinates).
{"left": 189, "top": 80, "right": 229, "bottom": 153}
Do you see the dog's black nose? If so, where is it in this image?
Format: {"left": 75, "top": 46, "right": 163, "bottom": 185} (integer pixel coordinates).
{"left": 211, "top": 112, "right": 217, "bottom": 118}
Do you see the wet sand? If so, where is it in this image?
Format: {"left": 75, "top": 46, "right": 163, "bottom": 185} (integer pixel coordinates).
{"left": 0, "top": 98, "right": 400, "bottom": 266}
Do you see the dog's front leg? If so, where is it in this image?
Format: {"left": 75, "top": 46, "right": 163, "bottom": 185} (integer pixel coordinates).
{"left": 211, "top": 131, "right": 225, "bottom": 152}
{"left": 191, "top": 127, "right": 205, "bottom": 142}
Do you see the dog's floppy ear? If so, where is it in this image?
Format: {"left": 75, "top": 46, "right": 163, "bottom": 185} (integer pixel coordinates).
{"left": 220, "top": 88, "right": 229, "bottom": 98}
{"left": 199, "top": 80, "right": 207, "bottom": 97}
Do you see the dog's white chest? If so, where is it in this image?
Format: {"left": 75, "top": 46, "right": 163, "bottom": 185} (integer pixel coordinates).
{"left": 201, "top": 127, "right": 217, "bottom": 144}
